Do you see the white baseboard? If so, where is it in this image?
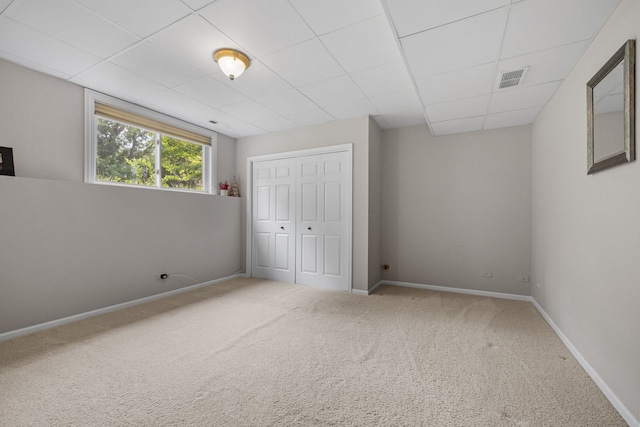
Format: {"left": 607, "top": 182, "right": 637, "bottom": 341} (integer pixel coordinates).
{"left": 3, "top": 274, "right": 635, "bottom": 426}
{"left": 351, "top": 280, "right": 383, "bottom": 296}
{"left": 377, "top": 279, "right": 637, "bottom": 426}
{"left": 368, "top": 280, "right": 383, "bottom": 295}
{"left": 0, "top": 273, "right": 247, "bottom": 343}
{"left": 530, "top": 299, "right": 638, "bottom": 427}
{"left": 381, "top": 280, "right": 533, "bottom": 301}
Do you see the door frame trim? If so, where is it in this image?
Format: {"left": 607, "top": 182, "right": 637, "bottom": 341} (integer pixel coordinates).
{"left": 246, "top": 143, "right": 353, "bottom": 292}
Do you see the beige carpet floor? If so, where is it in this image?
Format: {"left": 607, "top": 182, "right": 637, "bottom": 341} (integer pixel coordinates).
{"left": 0, "top": 278, "right": 627, "bottom": 426}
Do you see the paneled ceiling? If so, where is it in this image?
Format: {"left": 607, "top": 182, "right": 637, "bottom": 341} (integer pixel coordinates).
{"left": 0, "top": 0, "right": 622, "bottom": 138}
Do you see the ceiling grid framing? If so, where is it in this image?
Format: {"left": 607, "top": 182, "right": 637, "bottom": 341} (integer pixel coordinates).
{"left": 0, "top": 0, "right": 623, "bottom": 137}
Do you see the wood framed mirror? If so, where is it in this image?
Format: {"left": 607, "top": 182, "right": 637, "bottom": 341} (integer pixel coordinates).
{"left": 587, "top": 39, "right": 635, "bottom": 174}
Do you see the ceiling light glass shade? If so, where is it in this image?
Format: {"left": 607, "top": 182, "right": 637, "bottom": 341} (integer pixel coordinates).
{"left": 213, "top": 49, "right": 250, "bottom": 80}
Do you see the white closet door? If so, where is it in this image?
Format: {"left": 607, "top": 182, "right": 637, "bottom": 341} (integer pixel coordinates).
{"left": 296, "top": 151, "right": 349, "bottom": 291}
{"left": 252, "top": 158, "right": 296, "bottom": 283}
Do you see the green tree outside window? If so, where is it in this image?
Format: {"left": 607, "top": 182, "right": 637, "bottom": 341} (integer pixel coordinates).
{"left": 96, "top": 118, "right": 203, "bottom": 191}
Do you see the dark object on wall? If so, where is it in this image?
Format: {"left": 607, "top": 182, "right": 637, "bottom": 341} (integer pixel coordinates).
{"left": 0, "top": 146, "right": 15, "bottom": 176}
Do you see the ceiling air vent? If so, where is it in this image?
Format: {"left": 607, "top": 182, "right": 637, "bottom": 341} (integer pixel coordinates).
{"left": 497, "top": 67, "right": 529, "bottom": 90}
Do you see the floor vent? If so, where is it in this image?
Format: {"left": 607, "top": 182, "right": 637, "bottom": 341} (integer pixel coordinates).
{"left": 497, "top": 67, "right": 529, "bottom": 89}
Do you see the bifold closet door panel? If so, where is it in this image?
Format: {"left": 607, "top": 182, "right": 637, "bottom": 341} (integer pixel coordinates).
{"left": 296, "top": 151, "right": 349, "bottom": 291}
{"left": 251, "top": 158, "right": 296, "bottom": 283}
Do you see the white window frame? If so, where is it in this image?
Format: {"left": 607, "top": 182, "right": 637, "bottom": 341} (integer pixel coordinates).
{"left": 84, "top": 89, "right": 217, "bottom": 194}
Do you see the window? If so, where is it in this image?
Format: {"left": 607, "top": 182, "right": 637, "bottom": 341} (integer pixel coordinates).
{"left": 85, "top": 90, "right": 216, "bottom": 193}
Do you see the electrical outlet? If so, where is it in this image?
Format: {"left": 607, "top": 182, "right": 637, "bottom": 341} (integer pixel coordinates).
{"left": 517, "top": 275, "right": 530, "bottom": 283}
{"left": 482, "top": 272, "right": 493, "bottom": 278}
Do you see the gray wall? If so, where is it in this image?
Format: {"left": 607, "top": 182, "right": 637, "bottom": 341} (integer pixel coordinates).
{"left": 531, "top": 0, "right": 640, "bottom": 421}
{"left": 0, "top": 59, "right": 242, "bottom": 334}
{"left": 381, "top": 124, "right": 532, "bottom": 296}
{"left": 368, "top": 118, "right": 383, "bottom": 289}
{"left": 0, "top": 178, "right": 241, "bottom": 333}
{"left": 235, "top": 116, "right": 372, "bottom": 291}
{"left": 216, "top": 133, "right": 237, "bottom": 188}
{"left": 1, "top": 58, "right": 85, "bottom": 181}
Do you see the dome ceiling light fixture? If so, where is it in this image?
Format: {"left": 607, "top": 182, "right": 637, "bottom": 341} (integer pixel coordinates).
{"left": 213, "top": 48, "right": 250, "bottom": 81}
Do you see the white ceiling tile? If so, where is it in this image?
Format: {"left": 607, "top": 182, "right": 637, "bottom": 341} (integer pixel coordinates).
{"left": 376, "top": 109, "right": 426, "bottom": 129}
{"left": 199, "top": 0, "right": 314, "bottom": 57}
{"left": 298, "top": 75, "right": 364, "bottom": 108}
{"left": 255, "top": 89, "right": 318, "bottom": 116}
{"left": 72, "top": 62, "right": 166, "bottom": 101}
{"left": 5, "top": 0, "right": 139, "bottom": 59}
{"left": 489, "top": 81, "right": 560, "bottom": 114}
{"left": 211, "top": 60, "right": 291, "bottom": 99}
{"left": 224, "top": 122, "right": 265, "bottom": 138}
{"left": 253, "top": 116, "right": 298, "bottom": 133}
{"left": 385, "top": 0, "right": 506, "bottom": 38}
{"left": 110, "top": 42, "right": 204, "bottom": 88}
{"left": 138, "top": 89, "right": 220, "bottom": 125}
{"left": 351, "top": 61, "right": 412, "bottom": 98}
{"left": 401, "top": 9, "right": 505, "bottom": 78}
{"left": 290, "top": 0, "right": 383, "bottom": 36}
{"left": 0, "top": 51, "right": 71, "bottom": 80}
{"left": 425, "top": 95, "right": 490, "bottom": 123}
{"left": 500, "top": 0, "right": 622, "bottom": 58}
{"left": 484, "top": 107, "right": 541, "bottom": 129}
{"left": 260, "top": 39, "right": 344, "bottom": 87}
{"left": 372, "top": 115, "right": 389, "bottom": 129}
{"left": 174, "top": 76, "right": 247, "bottom": 108}
{"left": 369, "top": 90, "right": 421, "bottom": 115}
{"left": 218, "top": 99, "right": 279, "bottom": 123}
{"left": 207, "top": 124, "right": 236, "bottom": 138}
{"left": 430, "top": 116, "right": 485, "bottom": 136}
{"left": 208, "top": 116, "right": 264, "bottom": 138}
{"left": 148, "top": 14, "right": 234, "bottom": 75}
{"left": 286, "top": 108, "right": 335, "bottom": 127}
{"left": 205, "top": 108, "right": 253, "bottom": 129}
{"left": 0, "top": 16, "right": 101, "bottom": 76}
{"left": 205, "top": 124, "right": 233, "bottom": 137}
{"left": 497, "top": 41, "right": 588, "bottom": 87}
{"left": 320, "top": 15, "right": 401, "bottom": 73}
{"left": 416, "top": 63, "right": 495, "bottom": 105}
{"left": 76, "top": 0, "right": 191, "bottom": 38}
{"left": 0, "top": 0, "right": 620, "bottom": 139}
{"left": 181, "top": 0, "right": 217, "bottom": 11}
{"left": 0, "top": 0, "right": 14, "bottom": 12}
{"left": 323, "top": 99, "right": 379, "bottom": 120}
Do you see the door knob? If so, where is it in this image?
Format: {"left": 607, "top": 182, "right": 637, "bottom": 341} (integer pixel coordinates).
{"left": 308, "top": 227, "right": 312, "bottom": 230}
{"left": 280, "top": 226, "right": 285, "bottom": 230}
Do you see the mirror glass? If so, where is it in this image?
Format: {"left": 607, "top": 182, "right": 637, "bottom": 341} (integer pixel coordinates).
{"left": 592, "top": 61, "right": 624, "bottom": 162}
